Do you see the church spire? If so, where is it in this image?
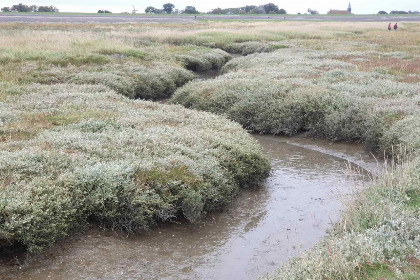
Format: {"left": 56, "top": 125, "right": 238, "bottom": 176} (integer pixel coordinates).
{"left": 347, "top": 2, "right": 352, "bottom": 13}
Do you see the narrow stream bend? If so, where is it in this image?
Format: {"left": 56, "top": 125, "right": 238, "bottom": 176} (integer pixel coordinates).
{"left": 0, "top": 135, "right": 378, "bottom": 280}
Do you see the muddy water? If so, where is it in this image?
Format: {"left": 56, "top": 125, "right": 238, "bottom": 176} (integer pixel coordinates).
{"left": 0, "top": 135, "right": 379, "bottom": 280}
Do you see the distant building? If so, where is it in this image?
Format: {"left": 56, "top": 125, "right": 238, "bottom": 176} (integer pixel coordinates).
{"left": 328, "top": 2, "right": 352, "bottom": 15}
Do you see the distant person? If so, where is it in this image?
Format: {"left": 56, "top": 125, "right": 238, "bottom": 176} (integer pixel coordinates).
{"left": 394, "top": 23, "right": 398, "bottom": 31}
{"left": 388, "top": 23, "right": 392, "bottom": 32}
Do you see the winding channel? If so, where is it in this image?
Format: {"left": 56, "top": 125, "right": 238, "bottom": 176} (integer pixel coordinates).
{"left": 1, "top": 134, "right": 379, "bottom": 280}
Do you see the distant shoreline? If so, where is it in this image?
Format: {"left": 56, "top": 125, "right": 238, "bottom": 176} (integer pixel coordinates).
{"left": 0, "top": 13, "right": 419, "bottom": 23}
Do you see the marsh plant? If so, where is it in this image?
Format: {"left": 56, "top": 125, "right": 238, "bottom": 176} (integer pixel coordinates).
{"left": 168, "top": 25, "right": 420, "bottom": 279}
{"left": 0, "top": 84, "right": 270, "bottom": 252}
{"left": 0, "top": 20, "right": 419, "bottom": 279}
{"left": 172, "top": 48, "right": 420, "bottom": 153}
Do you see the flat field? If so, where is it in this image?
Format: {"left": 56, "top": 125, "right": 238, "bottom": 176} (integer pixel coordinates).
{"left": 0, "top": 20, "right": 419, "bottom": 279}
{"left": 0, "top": 13, "right": 420, "bottom": 23}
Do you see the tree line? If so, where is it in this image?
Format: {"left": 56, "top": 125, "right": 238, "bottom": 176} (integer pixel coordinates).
{"left": 144, "top": 3, "right": 287, "bottom": 14}
{"left": 210, "top": 3, "right": 286, "bottom": 14}
{"left": 378, "top": 10, "right": 419, "bottom": 14}
{"left": 145, "top": 3, "right": 198, "bottom": 14}
{"left": 1, "top": 3, "right": 58, "bottom": 12}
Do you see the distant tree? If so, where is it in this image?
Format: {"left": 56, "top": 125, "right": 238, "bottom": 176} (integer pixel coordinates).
{"left": 11, "top": 3, "right": 32, "bottom": 12}
{"left": 252, "top": 7, "right": 265, "bottom": 14}
{"left": 145, "top": 6, "right": 156, "bottom": 13}
{"left": 377, "top": 11, "right": 388, "bottom": 14}
{"left": 390, "top": 10, "right": 408, "bottom": 14}
{"left": 184, "top": 6, "right": 198, "bottom": 14}
{"left": 408, "top": 11, "right": 419, "bottom": 14}
{"left": 228, "top": 8, "right": 241, "bottom": 14}
{"left": 263, "top": 3, "right": 279, "bottom": 14}
{"left": 211, "top": 8, "right": 223, "bottom": 14}
{"left": 97, "top": 10, "right": 111, "bottom": 13}
{"left": 278, "top": 8, "right": 287, "bottom": 14}
{"left": 1, "top": 7, "right": 11, "bottom": 12}
{"left": 308, "top": 8, "right": 318, "bottom": 15}
{"left": 163, "top": 3, "right": 175, "bottom": 14}
{"left": 244, "top": 5, "right": 257, "bottom": 13}
{"left": 37, "top": 6, "right": 59, "bottom": 12}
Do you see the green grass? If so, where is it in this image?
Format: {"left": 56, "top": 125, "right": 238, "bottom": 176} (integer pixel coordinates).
{"left": 97, "top": 49, "right": 147, "bottom": 58}
{"left": 405, "top": 190, "right": 420, "bottom": 209}
{"left": 0, "top": 51, "right": 110, "bottom": 66}
{"left": 359, "top": 262, "right": 420, "bottom": 280}
{"left": 360, "top": 263, "right": 396, "bottom": 279}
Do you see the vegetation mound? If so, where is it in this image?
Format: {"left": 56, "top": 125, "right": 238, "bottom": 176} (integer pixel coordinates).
{"left": 0, "top": 84, "right": 270, "bottom": 252}
{"left": 171, "top": 48, "right": 419, "bottom": 153}
{"left": 175, "top": 48, "right": 231, "bottom": 72}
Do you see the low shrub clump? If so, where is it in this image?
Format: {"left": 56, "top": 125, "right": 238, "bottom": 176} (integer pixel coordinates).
{"left": 35, "top": 63, "right": 195, "bottom": 100}
{"left": 175, "top": 48, "right": 231, "bottom": 72}
{"left": 224, "top": 42, "right": 288, "bottom": 55}
{"left": 171, "top": 48, "right": 419, "bottom": 153}
{"left": 0, "top": 84, "right": 270, "bottom": 252}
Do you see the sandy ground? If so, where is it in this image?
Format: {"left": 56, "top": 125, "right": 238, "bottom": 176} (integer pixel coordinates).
{"left": 0, "top": 14, "right": 419, "bottom": 23}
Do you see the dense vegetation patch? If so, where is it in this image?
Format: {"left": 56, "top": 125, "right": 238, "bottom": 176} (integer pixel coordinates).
{"left": 0, "top": 30, "right": 236, "bottom": 101}
{"left": 0, "top": 21, "right": 419, "bottom": 278}
{"left": 68, "top": 64, "right": 195, "bottom": 100}
{"left": 175, "top": 48, "right": 231, "bottom": 72}
{"left": 171, "top": 48, "right": 419, "bottom": 153}
{"left": 0, "top": 84, "right": 270, "bottom": 252}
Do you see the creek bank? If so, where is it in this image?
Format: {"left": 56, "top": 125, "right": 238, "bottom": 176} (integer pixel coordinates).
{"left": 0, "top": 135, "right": 378, "bottom": 280}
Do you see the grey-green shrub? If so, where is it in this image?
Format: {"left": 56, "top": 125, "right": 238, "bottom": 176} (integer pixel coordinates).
{"left": 176, "top": 49, "right": 231, "bottom": 72}
{"left": 0, "top": 84, "right": 270, "bottom": 252}
{"left": 69, "top": 64, "right": 195, "bottom": 100}
{"left": 224, "top": 42, "right": 288, "bottom": 55}
{"left": 381, "top": 115, "right": 420, "bottom": 153}
{"left": 171, "top": 78, "right": 379, "bottom": 145}
{"left": 172, "top": 48, "right": 420, "bottom": 153}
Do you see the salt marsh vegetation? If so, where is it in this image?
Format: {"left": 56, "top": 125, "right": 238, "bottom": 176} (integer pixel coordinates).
{"left": 168, "top": 21, "right": 420, "bottom": 279}
{"left": 0, "top": 83, "right": 270, "bottom": 252}
{"left": 0, "top": 20, "right": 419, "bottom": 279}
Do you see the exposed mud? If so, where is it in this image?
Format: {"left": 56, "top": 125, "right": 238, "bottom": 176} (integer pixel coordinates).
{"left": 0, "top": 135, "right": 379, "bottom": 280}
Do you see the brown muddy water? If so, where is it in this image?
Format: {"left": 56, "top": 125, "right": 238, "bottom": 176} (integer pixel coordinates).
{"left": 0, "top": 135, "right": 379, "bottom": 280}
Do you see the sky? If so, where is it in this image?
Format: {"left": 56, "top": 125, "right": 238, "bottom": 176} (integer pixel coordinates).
{"left": 1, "top": 0, "right": 419, "bottom": 14}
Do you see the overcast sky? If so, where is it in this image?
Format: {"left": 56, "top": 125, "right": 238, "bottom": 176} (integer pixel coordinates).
{"left": 1, "top": 0, "right": 419, "bottom": 14}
